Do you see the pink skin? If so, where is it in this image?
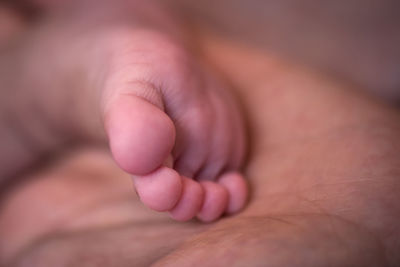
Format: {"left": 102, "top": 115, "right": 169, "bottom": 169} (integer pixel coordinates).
{"left": 197, "top": 181, "right": 229, "bottom": 222}
{"left": 133, "top": 167, "right": 182, "bottom": 212}
{"left": 102, "top": 38, "right": 249, "bottom": 221}
{"left": 98, "top": 28, "right": 248, "bottom": 221}
{"left": 105, "top": 96, "right": 176, "bottom": 176}
{"left": 169, "top": 177, "right": 204, "bottom": 221}
{"left": 218, "top": 172, "right": 248, "bottom": 214}
{"left": 1, "top": 1, "right": 249, "bottom": 222}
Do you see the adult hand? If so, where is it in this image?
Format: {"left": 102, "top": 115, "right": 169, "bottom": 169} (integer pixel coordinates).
{"left": 1, "top": 31, "right": 400, "bottom": 267}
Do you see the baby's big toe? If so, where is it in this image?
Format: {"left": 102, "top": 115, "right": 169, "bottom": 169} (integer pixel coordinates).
{"left": 104, "top": 93, "right": 175, "bottom": 176}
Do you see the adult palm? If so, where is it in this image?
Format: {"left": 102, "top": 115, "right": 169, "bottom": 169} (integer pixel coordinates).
{"left": 1, "top": 34, "right": 400, "bottom": 267}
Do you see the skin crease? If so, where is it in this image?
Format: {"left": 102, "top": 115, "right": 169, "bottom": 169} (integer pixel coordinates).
{"left": 1, "top": 3, "right": 400, "bottom": 267}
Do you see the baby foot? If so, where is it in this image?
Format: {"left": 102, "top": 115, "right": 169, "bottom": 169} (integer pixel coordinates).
{"left": 1, "top": 1, "right": 248, "bottom": 222}
{"left": 101, "top": 30, "right": 248, "bottom": 222}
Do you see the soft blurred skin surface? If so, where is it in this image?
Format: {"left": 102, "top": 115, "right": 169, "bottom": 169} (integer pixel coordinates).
{"left": 0, "top": 6, "right": 24, "bottom": 46}
{"left": 170, "top": 0, "right": 400, "bottom": 101}
{"left": 0, "top": 0, "right": 249, "bottom": 223}
{"left": 1, "top": 1, "right": 400, "bottom": 266}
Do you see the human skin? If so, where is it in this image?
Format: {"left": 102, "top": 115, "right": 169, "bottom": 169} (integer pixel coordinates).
{"left": 1, "top": 29, "right": 400, "bottom": 266}
{"left": 0, "top": 0, "right": 248, "bottom": 222}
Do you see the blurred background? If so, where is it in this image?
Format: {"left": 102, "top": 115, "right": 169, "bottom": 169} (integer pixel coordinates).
{"left": 170, "top": 0, "right": 400, "bottom": 101}
{"left": 1, "top": 0, "right": 400, "bottom": 100}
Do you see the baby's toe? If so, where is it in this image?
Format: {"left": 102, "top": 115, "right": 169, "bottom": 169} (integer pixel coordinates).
{"left": 169, "top": 177, "right": 204, "bottom": 221}
{"left": 218, "top": 172, "right": 248, "bottom": 214}
{"left": 197, "top": 181, "right": 229, "bottom": 222}
{"left": 133, "top": 166, "right": 182, "bottom": 211}
{"left": 104, "top": 93, "right": 175, "bottom": 176}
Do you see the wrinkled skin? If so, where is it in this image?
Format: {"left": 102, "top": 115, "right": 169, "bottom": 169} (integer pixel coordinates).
{"left": 1, "top": 3, "right": 400, "bottom": 267}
